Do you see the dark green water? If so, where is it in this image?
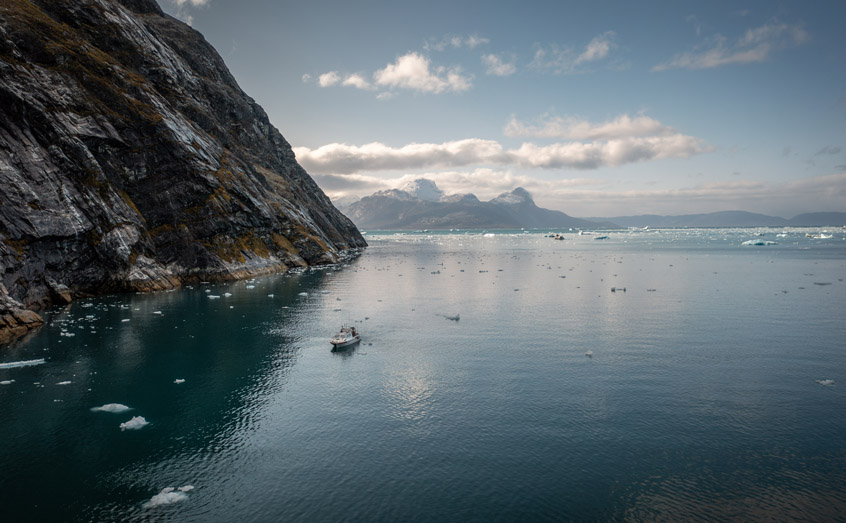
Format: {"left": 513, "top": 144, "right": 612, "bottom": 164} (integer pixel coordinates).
{"left": 1, "top": 228, "right": 845, "bottom": 521}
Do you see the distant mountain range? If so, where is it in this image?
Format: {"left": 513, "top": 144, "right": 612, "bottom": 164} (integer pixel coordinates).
{"left": 337, "top": 179, "right": 607, "bottom": 230}
{"left": 585, "top": 211, "right": 846, "bottom": 228}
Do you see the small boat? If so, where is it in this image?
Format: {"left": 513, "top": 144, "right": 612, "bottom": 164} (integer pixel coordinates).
{"left": 330, "top": 325, "right": 360, "bottom": 348}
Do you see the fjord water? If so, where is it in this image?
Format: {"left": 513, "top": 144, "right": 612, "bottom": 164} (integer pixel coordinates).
{"left": 1, "top": 229, "right": 845, "bottom": 521}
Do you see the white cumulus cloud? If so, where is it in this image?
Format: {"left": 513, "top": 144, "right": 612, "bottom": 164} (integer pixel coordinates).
{"left": 294, "top": 129, "right": 711, "bottom": 175}
{"left": 318, "top": 71, "right": 341, "bottom": 87}
{"left": 373, "top": 52, "right": 472, "bottom": 93}
{"left": 653, "top": 21, "right": 808, "bottom": 71}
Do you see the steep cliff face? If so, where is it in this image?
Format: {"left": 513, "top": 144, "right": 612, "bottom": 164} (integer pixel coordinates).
{"left": 0, "top": 0, "right": 366, "bottom": 341}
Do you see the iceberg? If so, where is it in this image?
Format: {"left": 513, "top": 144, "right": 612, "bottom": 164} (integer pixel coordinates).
{"left": 142, "top": 486, "right": 192, "bottom": 509}
{"left": 120, "top": 416, "right": 149, "bottom": 431}
{"left": 91, "top": 403, "right": 132, "bottom": 413}
{"left": 741, "top": 239, "right": 778, "bottom": 246}
{"left": 815, "top": 379, "right": 835, "bottom": 386}
{"left": 0, "top": 358, "right": 46, "bottom": 369}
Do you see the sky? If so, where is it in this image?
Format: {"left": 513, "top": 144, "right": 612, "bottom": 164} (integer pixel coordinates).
{"left": 160, "top": 0, "right": 846, "bottom": 218}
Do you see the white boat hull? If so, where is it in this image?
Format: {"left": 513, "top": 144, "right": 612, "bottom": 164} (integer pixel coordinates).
{"left": 330, "top": 336, "right": 360, "bottom": 348}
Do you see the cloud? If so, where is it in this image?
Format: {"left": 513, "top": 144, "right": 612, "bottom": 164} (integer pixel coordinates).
{"left": 530, "top": 31, "right": 618, "bottom": 74}
{"left": 301, "top": 73, "right": 312, "bottom": 83}
{"left": 653, "top": 21, "right": 808, "bottom": 71}
{"left": 509, "top": 135, "right": 711, "bottom": 169}
{"left": 574, "top": 31, "right": 617, "bottom": 65}
{"left": 504, "top": 113, "right": 675, "bottom": 140}
{"left": 342, "top": 73, "right": 373, "bottom": 90}
{"left": 315, "top": 53, "right": 472, "bottom": 95}
{"left": 424, "top": 34, "right": 490, "bottom": 51}
{"left": 482, "top": 54, "right": 517, "bottom": 76}
{"left": 373, "top": 52, "right": 472, "bottom": 93}
{"left": 294, "top": 132, "right": 711, "bottom": 174}
{"left": 318, "top": 71, "right": 341, "bottom": 87}
{"left": 318, "top": 169, "right": 604, "bottom": 201}
{"left": 166, "top": 0, "right": 209, "bottom": 25}
{"left": 815, "top": 145, "right": 842, "bottom": 156}
{"left": 295, "top": 139, "right": 509, "bottom": 174}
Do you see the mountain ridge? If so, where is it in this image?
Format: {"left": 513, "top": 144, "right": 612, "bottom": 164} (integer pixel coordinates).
{"left": 338, "top": 181, "right": 607, "bottom": 230}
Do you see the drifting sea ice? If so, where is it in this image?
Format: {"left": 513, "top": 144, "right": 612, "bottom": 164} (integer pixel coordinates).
{"left": 0, "top": 358, "right": 45, "bottom": 369}
{"left": 741, "top": 239, "right": 778, "bottom": 246}
{"left": 1, "top": 380, "right": 14, "bottom": 385}
{"left": 298, "top": 292, "right": 308, "bottom": 296}
{"left": 174, "top": 378, "right": 185, "bottom": 384}
{"left": 816, "top": 379, "right": 835, "bottom": 386}
{"left": 142, "top": 486, "right": 194, "bottom": 509}
{"left": 91, "top": 403, "right": 132, "bottom": 413}
{"left": 120, "top": 416, "right": 149, "bottom": 431}
{"left": 57, "top": 381, "right": 72, "bottom": 385}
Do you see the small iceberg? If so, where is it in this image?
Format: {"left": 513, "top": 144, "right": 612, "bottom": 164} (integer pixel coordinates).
{"left": 298, "top": 292, "right": 308, "bottom": 296}
{"left": 741, "top": 239, "right": 778, "bottom": 246}
{"left": 57, "top": 381, "right": 72, "bottom": 385}
{"left": 0, "top": 358, "right": 46, "bottom": 369}
{"left": 815, "top": 379, "right": 835, "bottom": 386}
{"left": 120, "top": 416, "right": 149, "bottom": 431}
{"left": 174, "top": 378, "right": 185, "bottom": 384}
{"left": 1, "top": 380, "right": 14, "bottom": 385}
{"left": 142, "top": 486, "right": 194, "bottom": 509}
{"left": 208, "top": 295, "right": 221, "bottom": 299}
{"left": 585, "top": 350, "right": 593, "bottom": 357}
{"left": 91, "top": 403, "right": 132, "bottom": 413}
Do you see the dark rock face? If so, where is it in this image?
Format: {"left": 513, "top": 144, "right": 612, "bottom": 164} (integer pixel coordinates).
{"left": 0, "top": 0, "right": 365, "bottom": 342}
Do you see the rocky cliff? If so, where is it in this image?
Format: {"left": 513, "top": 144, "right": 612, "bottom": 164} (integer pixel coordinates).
{"left": 0, "top": 0, "right": 366, "bottom": 342}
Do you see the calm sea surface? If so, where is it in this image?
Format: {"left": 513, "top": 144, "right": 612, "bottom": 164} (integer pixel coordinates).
{"left": 1, "top": 228, "right": 845, "bottom": 521}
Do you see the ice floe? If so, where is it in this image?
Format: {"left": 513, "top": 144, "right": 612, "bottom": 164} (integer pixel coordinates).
{"left": 741, "top": 239, "right": 778, "bottom": 246}
{"left": 174, "top": 378, "right": 185, "bottom": 384}
{"left": 1, "top": 380, "right": 14, "bottom": 385}
{"left": 57, "top": 381, "right": 72, "bottom": 385}
{"left": 142, "top": 486, "right": 194, "bottom": 509}
{"left": 0, "top": 358, "right": 46, "bottom": 369}
{"left": 208, "top": 295, "right": 221, "bottom": 299}
{"left": 120, "top": 416, "right": 149, "bottom": 431}
{"left": 298, "top": 292, "right": 308, "bottom": 296}
{"left": 815, "top": 379, "right": 835, "bottom": 386}
{"left": 91, "top": 403, "right": 132, "bottom": 413}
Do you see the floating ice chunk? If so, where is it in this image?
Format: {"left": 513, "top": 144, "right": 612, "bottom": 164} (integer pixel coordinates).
{"left": 321, "top": 290, "right": 330, "bottom": 294}
{"left": 246, "top": 285, "right": 255, "bottom": 289}
{"left": 91, "top": 403, "right": 132, "bottom": 413}
{"left": 174, "top": 379, "right": 185, "bottom": 384}
{"left": 267, "top": 294, "right": 274, "bottom": 297}
{"left": 224, "top": 293, "right": 232, "bottom": 297}
{"left": 298, "top": 292, "right": 308, "bottom": 296}
{"left": 121, "top": 319, "right": 131, "bottom": 323}
{"left": 178, "top": 485, "right": 194, "bottom": 492}
{"left": 741, "top": 240, "right": 778, "bottom": 246}
{"left": 57, "top": 381, "right": 72, "bottom": 385}
{"left": 208, "top": 295, "right": 221, "bottom": 299}
{"left": 120, "top": 416, "right": 149, "bottom": 431}
{"left": 585, "top": 350, "right": 593, "bottom": 357}
{"left": 816, "top": 379, "right": 835, "bottom": 386}
{"left": 142, "top": 486, "right": 191, "bottom": 509}
{"left": 0, "top": 358, "right": 46, "bottom": 369}
{"left": 153, "top": 311, "right": 163, "bottom": 315}
{"left": 1, "top": 380, "right": 14, "bottom": 385}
